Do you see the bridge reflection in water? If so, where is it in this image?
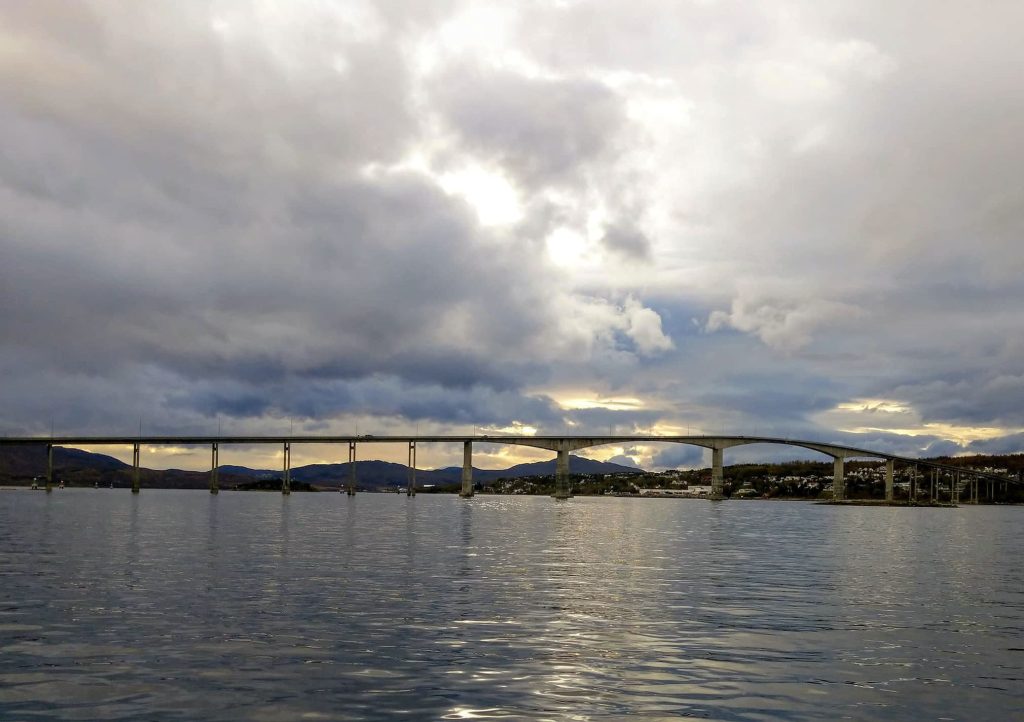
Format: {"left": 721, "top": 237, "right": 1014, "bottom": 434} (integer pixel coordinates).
{"left": 3, "top": 434, "right": 1017, "bottom": 504}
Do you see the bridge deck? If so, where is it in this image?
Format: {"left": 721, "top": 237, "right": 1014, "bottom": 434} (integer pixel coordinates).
{"left": 1, "top": 434, "right": 1016, "bottom": 485}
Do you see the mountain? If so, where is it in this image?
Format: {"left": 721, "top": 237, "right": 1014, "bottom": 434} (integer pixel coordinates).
{"left": 0, "top": 444, "right": 643, "bottom": 490}
{"left": 217, "top": 464, "right": 272, "bottom": 478}
{"left": 496, "top": 456, "right": 641, "bottom": 478}
{"left": 0, "top": 444, "right": 253, "bottom": 489}
{"left": 0, "top": 445, "right": 129, "bottom": 478}
{"left": 276, "top": 456, "right": 642, "bottom": 490}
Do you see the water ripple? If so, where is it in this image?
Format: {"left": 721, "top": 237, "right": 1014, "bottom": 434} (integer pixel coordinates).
{"left": 1, "top": 491, "right": 1022, "bottom": 720}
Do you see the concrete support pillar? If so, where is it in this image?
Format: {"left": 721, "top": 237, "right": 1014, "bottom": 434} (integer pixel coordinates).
{"left": 710, "top": 447, "right": 724, "bottom": 500}
{"left": 885, "top": 459, "right": 894, "bottom": 503}
{"left": 46, "top": 443, "right": 53, "bottom": 493}
{"left": 346, "top": 442, "right": 356, "bottom": 496}
{"left": 552, "top": 444, "right": 571, "bottom": 499}
{"left": 209, "top": 442, "right": 219, "bottom": 494}
{"left": 910, "top": 465, "right": 917, "bottom": 503}
{"left": 460, "top": 441, "right": 474, "bottom": 498}
{"left": 930, "top": 469, "right": 935, "bottom": 503}
{"left": 407, "top": 441, "right": 416, "bottom": 497}
{"left": 833, "top": 456, "right": 845, "bottom": 502}
{"left": 132, "top": 442, "right": 141, "bottom": 494}
{"left": 282, "top": 442, "right": 291, "bottom": 495}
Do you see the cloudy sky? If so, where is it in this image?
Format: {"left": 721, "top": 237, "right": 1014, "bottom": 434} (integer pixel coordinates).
{"left": 2, "top": 1, "right": 1023, "bottom": 471}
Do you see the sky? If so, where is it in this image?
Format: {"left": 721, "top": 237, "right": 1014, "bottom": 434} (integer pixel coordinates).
{"left": 2, "top": 1, "right": 1023, "bottom": 472}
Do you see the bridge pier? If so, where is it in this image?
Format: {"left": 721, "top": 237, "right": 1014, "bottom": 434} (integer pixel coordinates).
{"left": 407, "top": 441, "right": 416, "bottom": 496}
{"left": 132, "top": 442, "right": 140, "bottom": 493}
{"left": 346, "top": 442, "right": 356, "bottom": 495}
{"left": 282, "top": 442, "right": 291, "bottom": 495}
{"left": 552, "top": 445, "right": 572, "bottom": 499}
{"left": 885, "top": 459, "right": 894, "bottom": 502}
{"left": 46, "top": 443, "right": 53, "bottom": 493}
{"left": 460, "top": 441, "right": 473, "bottom": 498}
{"left": 710, "top": 447, "right": 724, "bottom": 500}
{"left": 832, "top": 457, "right": 845, "bottom": 501}
{"left": 210, "top": 442, "right": 219, "bottom": 494}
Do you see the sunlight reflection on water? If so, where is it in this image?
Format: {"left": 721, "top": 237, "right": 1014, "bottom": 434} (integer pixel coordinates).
{"left": 1, "top": 490, "right": 1022, "bottom": 720}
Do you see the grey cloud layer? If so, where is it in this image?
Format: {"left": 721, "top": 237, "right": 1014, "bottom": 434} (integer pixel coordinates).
{"left": 2, "top": 1, "right": 1022, "bottom": 463}
{"left": 433, "top": 67, "right": 625, "bottom": 186}
{"left": 0, "top": 1, "right": 662, "bottom": 438}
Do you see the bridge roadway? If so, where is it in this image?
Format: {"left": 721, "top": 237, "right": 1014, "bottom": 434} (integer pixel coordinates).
{"left": 2, "top": 434, "right": 1018, "bottom": 503}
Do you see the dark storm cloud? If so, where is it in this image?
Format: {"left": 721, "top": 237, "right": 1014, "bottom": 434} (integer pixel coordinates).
{"left": 183, "top": 388, "right": 272, "bottom": 420}
{"left": 176, "top": 375, "right": 564, "bottom": 429}
{"left": 1, "top": 164, "right": 552, "bottom": 383}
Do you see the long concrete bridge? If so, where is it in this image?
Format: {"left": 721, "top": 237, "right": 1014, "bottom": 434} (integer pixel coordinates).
{"left": 2, "top": 434, "right": 1018, "bottom": 503}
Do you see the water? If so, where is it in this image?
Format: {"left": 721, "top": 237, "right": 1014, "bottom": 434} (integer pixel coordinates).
{"left": 1, "top": 490, "right": 1021, "bottom": 721}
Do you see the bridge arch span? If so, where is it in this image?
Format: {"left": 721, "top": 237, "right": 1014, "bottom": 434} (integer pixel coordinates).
{"left": 485, "top": 435, "right": 895, "bottom": 500}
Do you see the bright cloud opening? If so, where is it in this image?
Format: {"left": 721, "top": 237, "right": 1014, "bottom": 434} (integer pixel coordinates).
{"left": 546, "top": 227, "right": 589, "bottom": 267}
{"left": 814, "top": 399, "right": 1021, "bottom": 445}
{"left": 557, "top": 396, "right": 646, "bottom": 411}
{"left": 438, "top": 164, "right": 523, "bottom": 226}
{"left": 479, "top": 422, "right": 538, "bottom": 436}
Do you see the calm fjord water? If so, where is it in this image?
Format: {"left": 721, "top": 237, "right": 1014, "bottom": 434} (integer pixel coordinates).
{"left": 1, "top": 490, "right": 1021, "bottom": 721}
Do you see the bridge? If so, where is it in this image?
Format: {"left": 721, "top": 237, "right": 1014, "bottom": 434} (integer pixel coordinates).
{"left": 2, "top": 434, "right": 1018, "bottom": 504}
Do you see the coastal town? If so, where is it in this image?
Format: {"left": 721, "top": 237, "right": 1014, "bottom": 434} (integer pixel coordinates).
{"left": 485, "top": 458, "right": 1022, "bottom": 502}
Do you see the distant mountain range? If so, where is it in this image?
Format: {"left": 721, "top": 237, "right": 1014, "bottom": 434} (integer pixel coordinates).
{"left": 0, "top": 444, "right": 643, "bottom": 490}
